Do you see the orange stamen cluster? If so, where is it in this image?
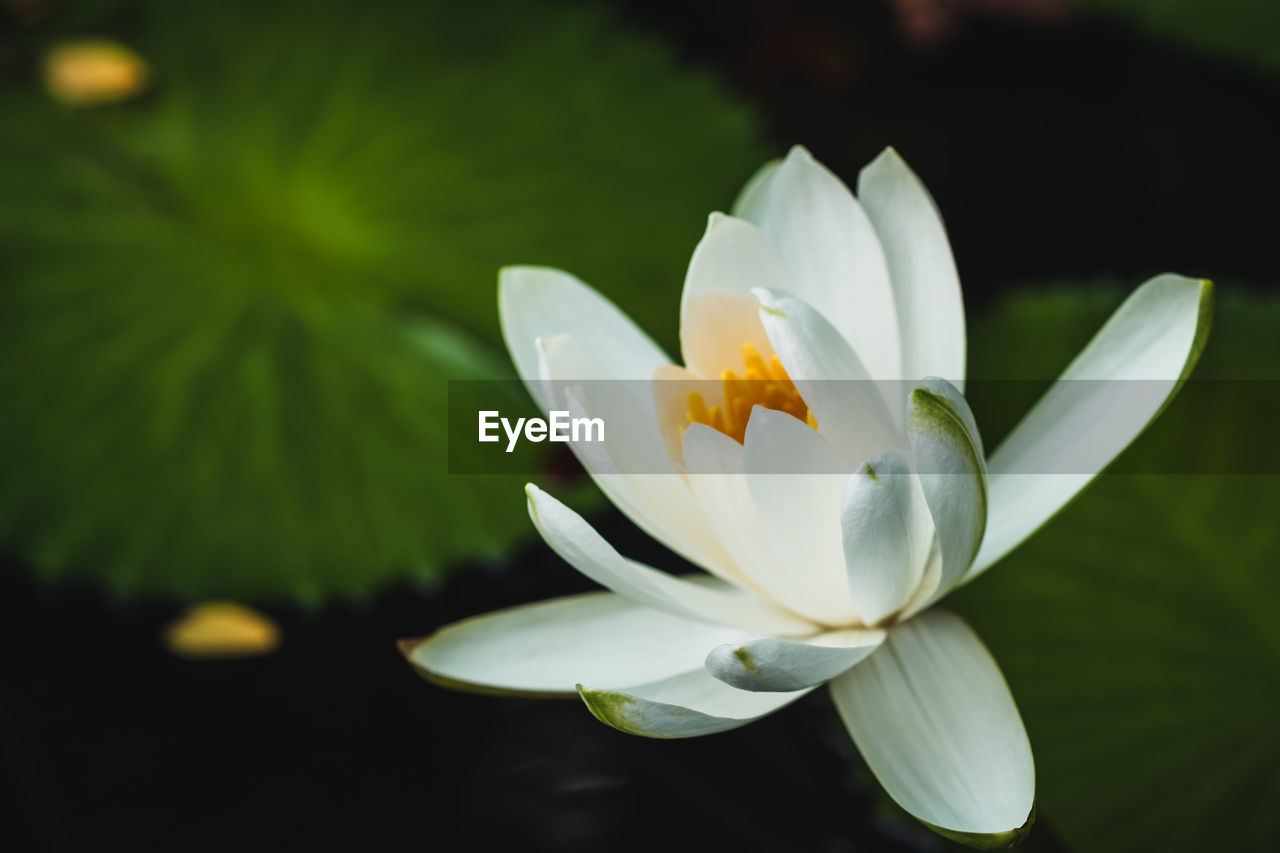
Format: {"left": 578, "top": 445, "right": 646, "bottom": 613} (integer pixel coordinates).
{"left": 685, "top": 344, "right": 817, "bottom": 443}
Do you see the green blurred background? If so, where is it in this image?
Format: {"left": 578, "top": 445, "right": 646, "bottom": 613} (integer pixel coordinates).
{"left": 1, "top": 0, "right": 1277, "bottom": 851}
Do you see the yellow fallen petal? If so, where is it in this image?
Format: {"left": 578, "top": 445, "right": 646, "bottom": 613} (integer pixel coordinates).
{"left": 43, "top": 39, "right": 150, "bottom": 106}
{"left": 164, "top": 602, "right": 281, "bottom": 659}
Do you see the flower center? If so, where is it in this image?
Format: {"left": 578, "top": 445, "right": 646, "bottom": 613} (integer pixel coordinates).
{"left": 684, "top": 343, "right": 817, "bottom": 443}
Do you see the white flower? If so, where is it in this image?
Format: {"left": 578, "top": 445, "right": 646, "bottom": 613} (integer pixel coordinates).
{"left": 402, "top": 146, "right": 1211, "bottom": 846}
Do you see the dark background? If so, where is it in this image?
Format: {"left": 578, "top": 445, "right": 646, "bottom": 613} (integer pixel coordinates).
{"left": 3, "top": 1, "right": 1278, "bottom": 851}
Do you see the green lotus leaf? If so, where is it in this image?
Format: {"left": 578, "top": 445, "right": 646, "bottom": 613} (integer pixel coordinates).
{"left": 0, "top": 0, "right": 764, "bottom": 601}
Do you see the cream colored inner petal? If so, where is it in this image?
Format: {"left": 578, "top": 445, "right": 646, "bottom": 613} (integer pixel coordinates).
{"left": 660, "top": 290, "right": 823, "bottom": 468}
{"left": 652, "top": 363, "right": 716, "bottom": 472}
{"left": 681, "top": 291, "right": 777, "bottom": 381}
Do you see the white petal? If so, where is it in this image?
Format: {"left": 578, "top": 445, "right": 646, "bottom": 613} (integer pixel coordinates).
{"left": 579, "top": 667, "right": 811, "bottom": 738}
{"left": 841, "top": 451, "right": 931, "bottom": 625}
{"left": 830, "top": 610, "right": 1035, "bottom": 839}
{"left": 499, "top": 265, "right": 670, "bottom": 410}
{"left": 679, "top": 214, "right": 789, "bottom": 378}
{"left": 753, "top": 288, "right": 903, "bottom": 464}
{"left": 402, "top": 591, "right": 751, "bottom": 697}
{"left": 743, "top": 407, "right": 862, "bottom": 626}
{"left": 536, "top": 334, "right": 740, "bottom": 581}
{"left": 970, "top": 275, "right": 1213, "bottom": 580}
{"left": 681, "top": 424, "right": 834, "bottom": 624}
{"left": 705, "top": 629, "right": 884, "bottom": 692}
{"left": 537, "top": 334, "right": 671, "bottom": 473}
{"left": 526, "top": 484, "right": 812, "bottom": 635}
{"left": 682, "top": 291, "right": 779, "bottom": 382}
{"left": 731, "top": 158, "right": 781, "bottom": 221}
{"left": 898, "top": 542, "right": 943, "bottom": 621}
{"left": 857, "top": 148, "right": 966, "bottom": 387}
{"left": 739, "top": 146, "right": 901, "bottom": 380}
{"left": 906, "top": 379, "right": 987, "bottom": 604}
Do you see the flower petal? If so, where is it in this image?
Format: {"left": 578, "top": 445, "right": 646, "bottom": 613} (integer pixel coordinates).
{"left": 679, "top": 214, "right": 789, "bottom": 378}
{"left": 841, "top": 450, "right": 933, "bottom": 625}
{"left": 857, "top": 148, "right": 966, "bottom": 387}
{"left": 401, "top": 591, "right": 749, "bottom": 697}
{"left": 906, "top": 379, "right": 987, "bottom": 604}
{"left": 681, "top": 423, "right": 827, "bottom": 625}
{"left": 526, "top": 484, "right": 813, "bottom": 635}
{"left": 682, "top": 291, "right": 779, "bottom": 382}
{"left": 705, "top": 629, "right": 884, "bottom": 692}
{"left": 499, "top": 265, "right": 670, "bottom": 410}
{"left": 579, "top": 667, "right": 811, "bottom": 738}
{"left": 738, "top": 146, "right": 901, "bottom": 380}
{"left": 743, "top": 407, "right": 863, "bottom": 626}
{"left": 830, "top": 609, "right": 1035, "bottom": 839}
{"left": 535, "top": 333, "right": 740, "bottom": 581}
{"left": 753, "top": 288, "right": 903, "bottom": 464}
{"left": 731, "top": 157, "right": 781, "bottom": 221}
{"left": 898, "top": 543, "right": 944, "bottom": 622}
{"left": 537, "top": 334, "right": 671, "bottom": 472}
{"left": 969, "top": 275, "right": 1213, "bottom": 580}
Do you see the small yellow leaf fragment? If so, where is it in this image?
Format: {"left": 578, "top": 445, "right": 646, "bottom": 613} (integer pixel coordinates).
{"left": 43, "top": 39, "right": 150, "bottom": 106}
{"left": 164, "top": 602, "right": 281, "bottom": 659}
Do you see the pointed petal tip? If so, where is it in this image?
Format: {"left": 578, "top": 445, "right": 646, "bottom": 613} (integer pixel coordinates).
{"left": 578, "top": 676, "right": 803, "bottom": 739}
{"left": 577, "top": 684, "right": 643, "bottom": 735}
{"left": 398, "top": 622, "right": 580, "bottom": 699}
{"left": 859, "top": 146, "right": 917, "bottom": 190}
{"left": 1192, "top": 273, "right": 1215, "bottom": 323}
{"left": 497, "top": 263, "right": 551, "bottom": 293}
{"left": 784, "top": 143, "right": 814, "bottom": 162}
{"left": 907, "top": 384, "right": 938, "bottom": 411}
{"left": 704, "top": 643, "right": 765, "bottom": 691}
{"left": 750, "top": 287, "right": 788, "bottom": 317}
{"left": 706, "top": 210, "right": 730, "bottom": 229}
{"left": 867, "top": 145, "right": 904, "bottom": 168}
{"left": 396, "top": 636, "right": 424, "bottom": 659}
{"left": 706, "top": 633, "right": 885, "bottom": 693}
{"left": 1187, "top": 278, "right": 1215, "bottom": 382}
{"left": 524, "top": 482, "right": 550, "bottom": 521}
{"left": 577, "top": 683, "right": 712, "bottom": 739}
{"left": 922, "top": 803, "right": 1036, "bottom": 850}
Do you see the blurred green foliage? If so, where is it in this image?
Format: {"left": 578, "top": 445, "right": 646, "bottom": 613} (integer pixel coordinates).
{"left": 0, "top": 0, "right": 763, "bottom": 601}
{"left": 1079, "top": 0, "right": 1280, "bottom": 73}
{"left": 954, "top": 286, "right": 1280, "bottom": 851}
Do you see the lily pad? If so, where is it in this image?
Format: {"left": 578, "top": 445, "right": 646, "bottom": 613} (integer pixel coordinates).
{"left": 0, "top": 0, "right": 764, "bottom": 601}
{"left": 952, "top": 285, "right": 1280, "bottom": 851}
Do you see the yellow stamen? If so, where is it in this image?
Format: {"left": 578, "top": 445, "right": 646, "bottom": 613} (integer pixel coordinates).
{"left": 684, "top": 344, "right": 816, "bottom": 443}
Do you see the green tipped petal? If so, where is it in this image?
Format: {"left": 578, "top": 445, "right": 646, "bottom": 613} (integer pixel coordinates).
{"left": 971, "top": 274, "right": 1213, "bottom": 580}
{"left": 906, "top": 378, "right": 988, "bottom": 605}
{"left": 577, "top": 669, "right": 812, "bottom": 739}
{"left": 923, "top": 804, "right": 1037, "bottom": 850}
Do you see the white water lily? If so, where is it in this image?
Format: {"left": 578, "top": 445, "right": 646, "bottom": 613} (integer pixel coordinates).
{"left": 402, "top": 146, "right": 1211, "bottom": 846}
